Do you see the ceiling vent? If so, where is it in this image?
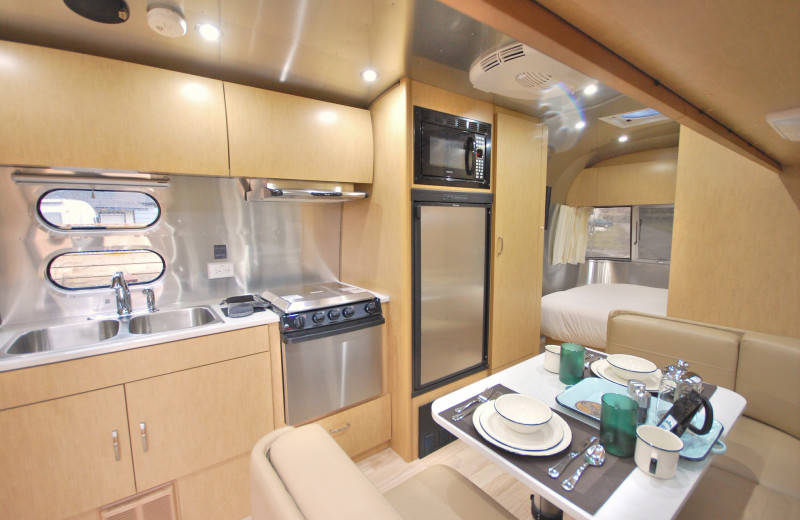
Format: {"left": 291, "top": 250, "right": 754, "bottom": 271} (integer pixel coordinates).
{"left": 766, "top": 107, "right": 800, "bottom": 141}
{"left": 469, "top": 42, "right": 594, "bottom": 100}
{"left": 599, "top": 108, "right": 670, "bottom": 128}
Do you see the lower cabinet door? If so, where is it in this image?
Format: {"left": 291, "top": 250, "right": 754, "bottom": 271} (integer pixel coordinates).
{"left": 0, "top": 386, "right": 135, "bottom": 520}
{"left": 125, "top": 353, "right": 273, "bottom": 491}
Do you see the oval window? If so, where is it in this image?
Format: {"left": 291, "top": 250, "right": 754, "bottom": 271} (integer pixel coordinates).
{"left": 48, "top": 250, "right": 165, "bottom": 290}
{"left": 38, "top": 189, "right": 160, "bottom": 230}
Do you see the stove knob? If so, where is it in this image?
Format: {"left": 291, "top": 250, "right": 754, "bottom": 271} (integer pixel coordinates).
{"left": 364, "top": 301, "right": 378, "bottom": 314}
{"left": 342, "top": 306, "right": 355, "bottom": 318}
{"left": 292, "top": 315, "right": 305, "bottom": 329}
{"left": 312, "top": 311, "right": 325, "bottom": 324}
{"left": 327, "top": 308, "right": 341, "bottom": 320}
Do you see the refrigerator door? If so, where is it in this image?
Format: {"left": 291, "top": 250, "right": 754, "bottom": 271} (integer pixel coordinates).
{"left": 414, "top": 202, "right": 490, "bottom": 391}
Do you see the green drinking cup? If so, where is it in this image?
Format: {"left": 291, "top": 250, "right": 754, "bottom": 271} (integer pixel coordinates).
{"left": 558, "top": 342, "right": 585, "bottom": 385}
{"left": 600, "top": 393, "right": 638, "bottom": 457}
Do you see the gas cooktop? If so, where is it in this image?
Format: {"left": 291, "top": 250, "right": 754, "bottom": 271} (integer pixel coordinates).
{"left": 260, "top": 281, "right": 375, "bottom": 314}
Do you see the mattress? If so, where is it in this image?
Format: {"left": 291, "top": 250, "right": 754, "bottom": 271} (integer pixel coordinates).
{"left": 540, "top": 283, "right": 668, "bottom": 349}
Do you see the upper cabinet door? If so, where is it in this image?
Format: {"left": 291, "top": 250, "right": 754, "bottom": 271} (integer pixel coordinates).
{"left": 0, "top": 41, "right": 229, "bottom": 176}
{"left": 225, "top": 82, "right": 374, "bottom": 183}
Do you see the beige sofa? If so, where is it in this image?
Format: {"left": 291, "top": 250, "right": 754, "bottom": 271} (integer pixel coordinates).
{"left": 606, "top": 310, "right": 800, "bottom": 519}
{"left": 250, "top": 423, "right": 517, "bottom": 520}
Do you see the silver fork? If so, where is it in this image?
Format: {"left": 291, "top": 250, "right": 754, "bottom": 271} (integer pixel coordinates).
{"left": 453, "top": 387, "right": 494, "bottom": 414}
{"left": 452, "top": 389, "right": 500, "bottom": 421}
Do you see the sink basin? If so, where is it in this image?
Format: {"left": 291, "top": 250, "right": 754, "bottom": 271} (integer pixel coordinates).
{"left": 5, "top": 320, "right": 120, "bottom": 355}
{"left": 127, "top": 306, "right": 222, "bottom": 335}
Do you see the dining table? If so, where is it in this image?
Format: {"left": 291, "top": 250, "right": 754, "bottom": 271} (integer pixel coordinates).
{"left": 431, "top": 352, "right": 747, "bottom": 520}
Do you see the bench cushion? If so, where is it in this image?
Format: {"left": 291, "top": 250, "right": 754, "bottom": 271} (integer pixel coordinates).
{"left": 736, "top": 332, "right": 800, "bottom": 439}
{"left": 606, "top": 311, "right": 741, "bottom": 388}
{"left": 267, "top": 424, "right": 403, "bottom": 520}
{"left": 383, "top": 465, "right": 516, "bottom": 520}
{"left": 677, "top": 466, "right": 800, "bottom": 520}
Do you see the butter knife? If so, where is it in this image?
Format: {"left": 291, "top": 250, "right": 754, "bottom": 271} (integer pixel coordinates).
{"left": 547, "top": 435, "right": 598, "bottom": 478}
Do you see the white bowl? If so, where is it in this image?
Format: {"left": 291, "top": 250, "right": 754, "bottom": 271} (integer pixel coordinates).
{"left": 493, "top": 394, "right": 553, "bottom": 434}
{"left": 606, "top": 354, "right": 658, "bottom": 381}
{"left": 544, "top": 344, "right": 560, "bottom": 373}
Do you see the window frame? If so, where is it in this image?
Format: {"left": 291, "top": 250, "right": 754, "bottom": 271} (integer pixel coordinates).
{"left": 46, "top": 248, "right": 166, "bottom": 292}
{"left": 585, "top": 204, "right": 674, "bottom": 264}
{"left": 36, "top": 188, "right": 162, "bottom": 233}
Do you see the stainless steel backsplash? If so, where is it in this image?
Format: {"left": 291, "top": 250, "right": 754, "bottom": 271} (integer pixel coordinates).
{"left": 0, "top": 170, "right": 342, "bottom": 325}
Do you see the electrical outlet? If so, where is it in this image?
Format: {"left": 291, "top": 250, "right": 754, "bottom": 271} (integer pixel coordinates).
{"left": 207, "top": 262, "right": 234, "bottom": 279}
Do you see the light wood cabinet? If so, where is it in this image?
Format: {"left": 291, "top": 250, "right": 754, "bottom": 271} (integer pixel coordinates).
{"left": 225, "top": 82, "right": 374, "bottom": 183}
{"left": 314, "top": 394, "right": 391, "bottom": 459}
{"left": 0, "top": 387, "right": 135, "bottom": 520}
{"left": 0, "top": 327, "right": 273, "bottom": 520}
{"left": 489, "top": 110, "right": 548, "bottom": 369}
{"left": 126, "top": 353, "right": 273, "bottom": 491}
{"left": 0, "top": 40, "right": 229, "bottom": 176}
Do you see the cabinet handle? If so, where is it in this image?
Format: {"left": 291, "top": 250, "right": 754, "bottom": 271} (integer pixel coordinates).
{"left": 329, "top": 423, "right": 351, "bottom": 435}
{"left": 140, "top": 422, "right": 149, "bottom": 452}
{"left": 497, "top": 236, "right": 504, "bottom": 255}
{"left": 112, "top": 430, "right": 121, "bottom": 461}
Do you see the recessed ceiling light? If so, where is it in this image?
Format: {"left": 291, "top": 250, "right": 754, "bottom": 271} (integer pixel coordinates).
{"left": 583, "top": 84, "right": 598, "bottom": 96}
{"left": 360, "top": 69, "right": 378, "bottom": 82}
{"left": 618, "top": 135, "right": 629, "bottom": 143}
{"left": 196, "top": 23, "right": 221, "bottom": 41}
{"left": 575, "top": 121, "right": 586, "bottom": 129}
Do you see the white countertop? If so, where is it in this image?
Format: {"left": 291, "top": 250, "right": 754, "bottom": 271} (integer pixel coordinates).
{"left": 0, "top": 290, "right": 389, "bottom": 373}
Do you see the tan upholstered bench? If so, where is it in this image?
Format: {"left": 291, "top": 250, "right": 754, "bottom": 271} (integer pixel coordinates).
{"left": 250, "top": 424, "right": 516, "bottom": 520}
{"left": 606, "top": 311, "right": 800, "bottom": 519}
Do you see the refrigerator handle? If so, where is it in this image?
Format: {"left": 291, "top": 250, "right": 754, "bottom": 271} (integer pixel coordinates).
{"left": 497, "top": 236, "right": 504, "bottom": 255}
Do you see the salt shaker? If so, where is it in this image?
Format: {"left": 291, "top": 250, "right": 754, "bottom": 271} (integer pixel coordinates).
{"left": 627, "top": 380, "right": 650, "bottom": 425}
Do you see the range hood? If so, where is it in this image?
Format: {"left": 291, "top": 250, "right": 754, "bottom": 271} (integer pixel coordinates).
{"left": 241, "top": 178, "right": 369, "bottom": 203}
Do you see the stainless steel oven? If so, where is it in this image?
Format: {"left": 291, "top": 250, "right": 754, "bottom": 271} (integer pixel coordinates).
{"left": 261, "top": 282, "right": 384, "bottom": 425}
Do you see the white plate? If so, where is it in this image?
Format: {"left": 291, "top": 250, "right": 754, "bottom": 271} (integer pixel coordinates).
{"left": 480, "top": 404, "right": 563, "bottom": 451}
{"left": 591, "top": 358, "right": 661, "bottom": 391}
{"left": 473, "top": 402, "right": 572, "bottom": 456}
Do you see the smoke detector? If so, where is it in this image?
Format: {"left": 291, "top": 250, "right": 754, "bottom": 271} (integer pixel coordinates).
{"left": 469, "top": 42, "right": 594, "bottom": 99}
{"left": 766, "top": 107, "right": 800, "bottom": 141}
{"left": 147, "top": 6, "right": 186, "bottom": 38}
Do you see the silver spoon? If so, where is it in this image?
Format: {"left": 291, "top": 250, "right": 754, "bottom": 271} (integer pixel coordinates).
{"left": 561, "top": 444, "right": 606, "bottom": 491}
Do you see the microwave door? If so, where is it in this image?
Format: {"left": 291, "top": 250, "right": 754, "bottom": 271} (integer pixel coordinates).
{"left": 423, "top": 125, "right": 470, "bottom": 179}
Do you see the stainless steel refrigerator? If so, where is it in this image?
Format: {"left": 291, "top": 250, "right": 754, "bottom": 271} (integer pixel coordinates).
{"left": 412, "top": 189, "right": 492, "bottom": 394}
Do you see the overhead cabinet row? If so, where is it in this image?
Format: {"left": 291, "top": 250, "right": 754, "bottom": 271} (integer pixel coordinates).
{"left": 0, "top": 40, "right": 373, "bottom": 183}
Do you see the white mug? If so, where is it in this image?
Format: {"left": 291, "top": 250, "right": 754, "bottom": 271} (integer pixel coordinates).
{"left": 634, "top": 425, "right": 684, "bottom": 479}
{"left": 544, "top": 344, "right": 561, "bottom": 373}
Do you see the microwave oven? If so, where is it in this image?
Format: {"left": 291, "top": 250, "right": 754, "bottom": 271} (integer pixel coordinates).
{"left": 413, "top": 106, "right": 492, "bottom": 189}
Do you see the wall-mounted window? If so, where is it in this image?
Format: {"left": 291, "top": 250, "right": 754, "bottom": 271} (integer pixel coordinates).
{"left": 38, "top": 189, "right": 160, "bottom": 230}
{"left": 48, "top": 250, "right": 165, "bottom": 290}
{"left": 586, "top": 205, "right": 674, "bottom": 263}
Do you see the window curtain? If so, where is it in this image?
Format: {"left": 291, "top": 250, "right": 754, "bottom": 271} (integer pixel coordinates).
{"left": 551, "top": 205, "right": 593, "bottom": 265}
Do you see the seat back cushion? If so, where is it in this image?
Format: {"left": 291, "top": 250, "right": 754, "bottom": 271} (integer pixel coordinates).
{"left": 268, "top": 424, "right": 403, "bottom": 520}
{"left": 606, "top": 311, "right": 741, "bottom": 389}
{"left": 250, "top": 426, "right": 306, "bottom": 520}
{"left": 736, "top": 332, "right": 800, "bottom": 439}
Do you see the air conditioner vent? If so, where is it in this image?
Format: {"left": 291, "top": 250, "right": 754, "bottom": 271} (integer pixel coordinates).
{"left": 101, "top": 484, "right": 177, "bottom": 520}
{"left": 469, "top": 42, "right": 593, "bottom": 100}
{"left": 499, "top": 43, "right": 525, "bottom": 62}
{"left": 479, "top": 54, "right": 501, "bottom": 72}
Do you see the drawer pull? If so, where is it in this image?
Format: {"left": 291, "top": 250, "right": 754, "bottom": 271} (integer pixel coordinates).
{"left": 140, "top": 422, "right": 149, "bottom": 452}
{"left": 112, "top": 430, "right": 121, "bottom": 461}
{"left": 329, "top": 423, "right": 351, "bottom": 435}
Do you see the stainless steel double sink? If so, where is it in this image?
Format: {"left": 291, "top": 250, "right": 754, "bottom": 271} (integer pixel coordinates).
{"left": 2, "top": 306, "right": 223, "bottom": 357}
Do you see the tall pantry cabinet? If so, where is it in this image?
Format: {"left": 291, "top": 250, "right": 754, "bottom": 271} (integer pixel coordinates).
{"left": 341, "top": 80, "right": 548, "bottom": 461}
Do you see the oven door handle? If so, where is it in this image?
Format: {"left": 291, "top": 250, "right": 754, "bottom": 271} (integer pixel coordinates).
{"left": 282, "top": 315, "right": 385, "bottom": 344}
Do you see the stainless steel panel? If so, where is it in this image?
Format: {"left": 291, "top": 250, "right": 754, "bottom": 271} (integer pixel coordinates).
{"left": 283, "top": 323, "right": 383, "bottom": 425}
{"left": 0, "top": 169, "right": 342, "bottom": 325}
{"left": 418, "top": 205, "right": 486, "bottom": 387}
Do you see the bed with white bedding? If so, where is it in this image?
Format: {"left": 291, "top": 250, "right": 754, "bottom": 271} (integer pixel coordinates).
{"left": 540, "top": 283, "right": 668, "bottom": 349}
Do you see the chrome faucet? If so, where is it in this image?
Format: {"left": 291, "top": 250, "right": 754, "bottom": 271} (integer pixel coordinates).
{"left": 142, "top": 288, "right": 158, "bottom": 312}
{"left": 111, "top": 272, "right": 132, "bottom": 316}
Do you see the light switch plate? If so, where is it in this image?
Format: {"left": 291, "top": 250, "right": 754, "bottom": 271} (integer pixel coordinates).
{"left": 207, "top": 262, "right": 234, "bottom": 279}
